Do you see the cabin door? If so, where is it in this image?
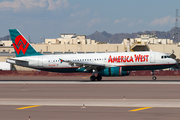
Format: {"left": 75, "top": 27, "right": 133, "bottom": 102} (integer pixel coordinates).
{"left": 150, "top": 53, "right": 155, "bottom": 63}
{"left": 38, "top": 57, "right": 43, "bottom": 67}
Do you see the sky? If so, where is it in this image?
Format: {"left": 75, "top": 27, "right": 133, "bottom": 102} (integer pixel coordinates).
{"left": 0, "top": 0, "right": 180, "bottom": 43}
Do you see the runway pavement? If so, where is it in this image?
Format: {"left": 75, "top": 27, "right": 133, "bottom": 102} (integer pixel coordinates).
{"left": 0, "top": 75, "right": 180, "bottom": 80}
{"left": 0, "top": 76, "right": 180, "bottom": 120}
{"left": 1, "top": 99, "right": 180, "bottom": 108}
{"left": 1, "top": 106, "right": 180, "bottom": 120}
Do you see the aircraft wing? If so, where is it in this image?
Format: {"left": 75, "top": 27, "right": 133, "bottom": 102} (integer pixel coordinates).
{"left": 60, "top": 59, "right": 116, "bottom": 71}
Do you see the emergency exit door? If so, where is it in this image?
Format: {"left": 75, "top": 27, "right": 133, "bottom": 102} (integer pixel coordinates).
{"left": 150, "top": 53, "right": 155, "bottom": 63}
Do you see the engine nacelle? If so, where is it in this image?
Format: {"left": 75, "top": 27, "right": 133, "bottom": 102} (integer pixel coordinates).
{"left": 98, "top": 67, "right": 130, "bottom": 76}
{"left": 121, "top": 70, "right": 130, "bottom": 76}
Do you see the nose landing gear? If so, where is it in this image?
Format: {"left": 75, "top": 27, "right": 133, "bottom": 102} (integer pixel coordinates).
{"left": 152, "top": 70, "right": 156, "bottom": 81}
{"left": 152, "top": 76, "right": 157, "bottom": 81}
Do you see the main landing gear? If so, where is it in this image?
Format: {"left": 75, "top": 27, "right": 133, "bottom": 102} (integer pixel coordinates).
{"left": 90, "top": 70, "right": 102, "bottom": 81}
{"left": 90, "top": 75, "right": 102, "bottom": 81}
{"left": 90, "top": 75, "right": 96, "bottom": 81}
{"left": 152, "top": 70, "right": 157, "bottom": 81}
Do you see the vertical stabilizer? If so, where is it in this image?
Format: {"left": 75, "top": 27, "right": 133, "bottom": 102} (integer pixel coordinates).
{"left": 9, "top": 29, "right": 42, "bottom": 57}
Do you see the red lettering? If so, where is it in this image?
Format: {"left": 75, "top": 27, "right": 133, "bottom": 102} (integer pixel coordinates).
{"left": 117, "top": 56, "right": 120, "bottom": 63}
{"left": 139, "top": 54, "right": 141, "bottom": 62}
{"left": 122, "top": 56, "right": 126, "bottom": 62}
{"left": 108, "top": 55, "right": 112, "bottom": 63}
{"left": 145, "top": 55, "right": 149, "bottom": 62}
{"left": 113, "top": 57, "right": 117, "bottom": 62}
{"left": 134, "top": 54, "right": 140, "bottom": 62}
{"left": 108, "top": 55, "right": 143, "bottom": 63}
{"left": 129, "top": 56, "right": 134, "bottom": 62}
{"left": 126, "top": 56, "right": 130, "bottom": 62}
{"left": 121, "top": 56, "right": 124, "bottom": 62}
{"left": 143, "top": 55, "right": 145, "bottom": 62}
{"left": 141, "top": 55, "right": 145, "bottom": 62}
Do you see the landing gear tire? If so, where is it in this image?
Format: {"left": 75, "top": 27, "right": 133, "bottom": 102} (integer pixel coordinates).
{"left": 96, "top": 75, "right": 102, "bottom": 81}
{"left": 90, "top": 75, "right": 96, "bottom": 81}
{"left": 152, "top": 76, "right": 156, "bottom": 81}
{"left": 151, "top": 70, "right": 156, "bottom": 81}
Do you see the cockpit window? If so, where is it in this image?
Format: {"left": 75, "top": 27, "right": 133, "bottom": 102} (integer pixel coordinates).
{"left": 161, "top": 56, "right": 170, "bottom": 59}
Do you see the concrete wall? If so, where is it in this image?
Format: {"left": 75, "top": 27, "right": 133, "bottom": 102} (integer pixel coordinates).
{"left": 0, "top": 46, "right": 14, "bottom": 53}
{"left": 0, "top": 56, "right": 13, "bottom": 62}
{"left": 1, "top": 44, "right": 179, "bottom": 55}
{"left": 29, "top": 44, "right": 125, "bottom": 53}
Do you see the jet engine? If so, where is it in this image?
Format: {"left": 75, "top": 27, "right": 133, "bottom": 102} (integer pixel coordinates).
{"left": 98, "top": 67, "right": 130, "bottom": 76}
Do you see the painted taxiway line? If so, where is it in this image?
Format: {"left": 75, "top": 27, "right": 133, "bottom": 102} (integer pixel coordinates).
{"left": 0, "top": 81, "right": 180, "bottom": 84}
{"left": 1, "top": 99, "right": 180, "bottom": 108}
{"left": 15, "top": 105, "right": 153, "bottom": 112}
{"left": 129, "top": 107, "right": 153, "bottom": 111}
{"left": 16, "top": 105, "right": 41, "bottom": 110}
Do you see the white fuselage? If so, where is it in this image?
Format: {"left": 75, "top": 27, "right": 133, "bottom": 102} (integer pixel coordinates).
{"left": 7, "top": 51, "right": 177, "bottom": 73}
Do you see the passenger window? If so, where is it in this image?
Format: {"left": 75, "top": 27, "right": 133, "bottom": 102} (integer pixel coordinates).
{"left": 164, "top": 56, "right": 167, "bottom": 58}
{"left": 161, "top": 56, "right": 163, "bottom": 59}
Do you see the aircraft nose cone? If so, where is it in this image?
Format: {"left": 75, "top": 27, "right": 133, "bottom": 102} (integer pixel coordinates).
{"left": 172, "top": 59, "right": 177, "bottom": 65}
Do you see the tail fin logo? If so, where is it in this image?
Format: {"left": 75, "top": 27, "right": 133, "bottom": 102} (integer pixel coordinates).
{"left": 13, "top": 35, "right": 29, "bottom": 55}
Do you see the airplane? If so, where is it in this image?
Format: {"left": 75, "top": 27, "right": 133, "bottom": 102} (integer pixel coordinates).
{"left": 6, "top": 29, "right": 177, "bottom": 81}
